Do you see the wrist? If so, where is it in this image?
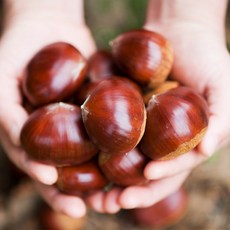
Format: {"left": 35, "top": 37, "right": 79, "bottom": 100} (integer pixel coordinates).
{"left": 4, "top": 0, "right": 85, "bottom": 27}
{"left": 145, "top": 0, "right": 227, "bottom": 34}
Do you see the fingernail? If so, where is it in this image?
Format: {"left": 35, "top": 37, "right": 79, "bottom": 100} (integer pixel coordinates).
{"left": 28, "top": 162, "right": 58, "bottom": 185}
{"left": 65, "top": 205, "right": 86, "bottom": 218}
{"left": 145, "top": 166, "right": 164, "bottom": 180}
{"left": 122, "top": 197, "right": 138, "bottom": 209}
{"left": 39, "top": 169, "right": 58, "bottom": 185}
{"left": 202, "top": 135, "right": 218, "bottom": 156}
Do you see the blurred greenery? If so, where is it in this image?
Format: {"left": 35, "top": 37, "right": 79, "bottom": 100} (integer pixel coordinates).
{"left": 85, "top": 0, "right": 147, "bottom": 49}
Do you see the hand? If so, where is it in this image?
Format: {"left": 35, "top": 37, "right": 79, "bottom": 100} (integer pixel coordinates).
{"left": 87, "top": 0, "right": 230, "bottom": 212}
{"left": 0, "top": 0, "right": 96, "bottom": 217}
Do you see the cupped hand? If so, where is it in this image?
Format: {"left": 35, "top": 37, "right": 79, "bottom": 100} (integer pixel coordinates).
{"left": 0, "top": 1, "right": 96, "bottom": 217}
{"left": 87, "top": 11, "right": 230, "bottom": 212}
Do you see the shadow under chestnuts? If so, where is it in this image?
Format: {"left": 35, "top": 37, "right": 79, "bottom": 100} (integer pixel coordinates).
{"left": 20, "top": 29, "right": 209, "bottom": 218}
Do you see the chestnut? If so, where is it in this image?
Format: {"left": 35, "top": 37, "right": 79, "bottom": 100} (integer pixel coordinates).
{"left": 20, "top": 102, "right": 98, "bottom": 166}
{"left": 140, "top": 86, "right": 209, "bottom": 160}
{"left": 22, "top": 42, "right": 87, "bottom": 107}
{"left": 111, "top": 29, "right": 173, "bottom": 87}
{"left": 56, "top": 159, "right": 108, "bottom": 196}
{"left": 88, "top": 50, "right": 121, "bottom": 82}
{"left": 130, "top": 187, "right": 188, "bottom": 228}
{"left": 143, "top": 80, "right": 179, "bottom": 104}
{"left": 81, "top": 77, "right": 146, "bottom": 154}
{"left": 98, "top": 148, "right": 148, "bottom": 186}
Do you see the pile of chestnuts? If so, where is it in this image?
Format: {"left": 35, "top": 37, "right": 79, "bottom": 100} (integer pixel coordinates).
{"left": 20, "top": 29, "right": 209, "bottom": 197}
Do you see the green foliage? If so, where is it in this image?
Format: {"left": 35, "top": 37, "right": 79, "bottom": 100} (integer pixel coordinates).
{"left": 85, "top": 0, "right": 147, "bottom": 49}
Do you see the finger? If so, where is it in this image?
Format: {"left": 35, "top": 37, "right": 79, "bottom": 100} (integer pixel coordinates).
{"left": 119, "top": 171, "right": 190, "bottom": 209}
{"left": 103, "top": 188, "right": 122, "bottom": 214}
{"left": 144, "top": 150, "right": 205, "bottom": 180}
{"left": 0, "top": 129, "right": 57, "bottom": 185}
{"left": 86, "top": 191, "right": 105, "bottom": 213}
{"left": 199, "top": 77, "right": 230, "bottom": 156}
{"left": 35, "top": 182, "right": 87, "bottom": 218}
{"left": 199, "top": 113, "right": 230, "bottom": 156}
{"left": 0, "top": 103, "right": 28, "bottom": 146}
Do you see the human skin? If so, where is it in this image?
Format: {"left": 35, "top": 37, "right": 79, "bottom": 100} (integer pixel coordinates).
{"left": 0, "top": 0, "right": 96, "bottom": 217}
{"left": 1, "top": 0, "right": 230, "bottom": 217}
{"left": 87, "top": 0, "right": 230, "bottom": 212}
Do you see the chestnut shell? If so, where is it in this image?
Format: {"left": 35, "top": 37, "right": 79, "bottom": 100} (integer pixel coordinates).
{"left": 99, "top": 148, "right": 148, "bottom": 186}
{"left": 81, "top": 78, "right": 146, "bottom": 154}
{"left": 56, "top": 160, "right": 108, "bottom": 196}
{"left": 20, "top": 103, "right": 98, "bottom": 166}
{"left": 22, "top": 42, "right": 87, "bottom": 107}
{"left": 140, "top": 86, "right": 209, "bottom": 160}
{"left": 112, "top": 29, "right": 173, "bottom": 87}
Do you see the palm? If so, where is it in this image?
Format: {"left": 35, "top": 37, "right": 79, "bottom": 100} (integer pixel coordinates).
{"left": 0, "top": 14, "right": 96, "bottom": 217}
{"left": 87, "top": 25, "right": 230, "bottom": 213}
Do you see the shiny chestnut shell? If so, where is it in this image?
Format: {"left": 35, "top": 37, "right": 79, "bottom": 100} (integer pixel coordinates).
{"left": 111, "top": 29, "right": 173, "bottom": 87}
{"left": 22, "top": 42, "right": 87, "bottom": 107}
{"left": 130, "top": 188, "right": 188, "bottom": 228}
{"left": 88, "top": 50, "right": 121, "bottom": 82}
{"left": 140, "top": 86, "right": 209, "bottom": 160}
{"left": 99, "top": 148, "right": 148, "bottom": 186}
{"left": 81, "top": 78, "right": 146, "bottom": 154}
{"left": 20, "top": 103, "right": 98, "bottom": 166}
{"left": 56, "top": 160, "right": 108, "bottom": 196}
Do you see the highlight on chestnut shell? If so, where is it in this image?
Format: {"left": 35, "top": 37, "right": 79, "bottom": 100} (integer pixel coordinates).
{"left": 22, "top": 42, "right": 87, "bottom": 107}
{"left": 81, "top": 77, "right": 146, "bottom": 154}
{"left": 98, "top": 148, "right": 148, "bottom": 186}
{"left": 20, "top": 102, "right": 98, "bottom": 166}
{"left": 56, "top": 159, "right": 108, "bottom": 196}
{"left": 140, "top": 86, "right": 209, "bottom": 160}
{"left": 111, "top": 29, "right": 173, "bottom": 87}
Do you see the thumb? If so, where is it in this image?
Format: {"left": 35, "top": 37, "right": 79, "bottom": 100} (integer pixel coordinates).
{"left": 198, "top": 73, "right": 230, "bottom": 156}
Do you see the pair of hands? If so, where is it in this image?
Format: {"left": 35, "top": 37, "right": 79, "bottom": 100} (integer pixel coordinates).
{"left": 0, "top": 1, "right": 230, "bottom": 218}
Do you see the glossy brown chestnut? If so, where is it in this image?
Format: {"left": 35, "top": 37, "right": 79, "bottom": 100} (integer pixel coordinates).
{"left": 143, "top": 80, "right": 179, "bottom": 105}
{"left": 81, "top": 78, "right": 146, "bottom": 154}
{"left": 88, "top": 50, "right": 121, "bottom": 82}
{"left": 130, "top": 187, "right": 188, "bottom": 228}
{"left": 140, "top": 86, "right": 209, "bottom": 160}
{"left": 56, "top": 160, "right": 108, "bottom": 196}
{"left": 20, "top": 103, "right": 98, "bottom": 166}
{"left": 99, "top": 148, "right": 148, "bottom": 186}
{"left": 22, "top": 42, "right": 87, "bottom": 107}
{"left": 111, "top": 29, "right": 173, "bottom": 87}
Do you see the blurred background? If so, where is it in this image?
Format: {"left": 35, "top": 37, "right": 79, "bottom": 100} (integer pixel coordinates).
{"left": 0, "top": 0, "right": 230, "bottom": 229}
